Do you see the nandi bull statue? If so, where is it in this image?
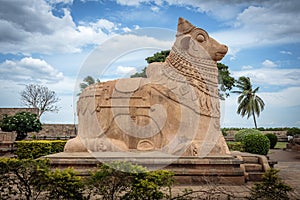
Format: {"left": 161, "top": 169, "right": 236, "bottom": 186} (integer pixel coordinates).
{"left": 65, "top": 17, "right": 230, "bottom": 157}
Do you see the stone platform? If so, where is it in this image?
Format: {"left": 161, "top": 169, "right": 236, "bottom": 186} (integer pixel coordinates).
{"left": 45, "top": 152, "right": 245, "bottom": 185}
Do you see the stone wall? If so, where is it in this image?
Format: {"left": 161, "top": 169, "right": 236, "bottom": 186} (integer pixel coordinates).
{"left": 0, "top": 108, "right": 77, "bottom": 140}
{"left": 0, "top": 124, "right": 77, "bottom": 141}
{"left": 27, "top": 124, "right": 77, "bottom": 140}
{"left": 0, "top": 108, "right": 39, "bottom": 120}
{"left": 0, "top": 131, "right": 16, "bottom": 153}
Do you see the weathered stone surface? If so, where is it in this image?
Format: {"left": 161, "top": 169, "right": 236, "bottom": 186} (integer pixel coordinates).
{"left": 65, "top": 17, "right": 230, "bottom": 157}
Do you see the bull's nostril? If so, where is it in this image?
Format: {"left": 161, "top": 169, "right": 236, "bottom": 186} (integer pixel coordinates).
{"left": 223, "top": 45, "right": 228, "bottom": 53}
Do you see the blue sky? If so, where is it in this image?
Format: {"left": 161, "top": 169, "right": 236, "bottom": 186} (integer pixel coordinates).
{"left": 0, "top": 0, "right": 299, "bottom": 128}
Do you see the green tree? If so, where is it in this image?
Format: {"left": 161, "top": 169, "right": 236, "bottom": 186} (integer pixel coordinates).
{"left": 0, "top": 112, "right": 42, "bottom": 140}
{"left": 217, "top": 63, "right": 235, "bottom": 100}
{"left": 130, "top": 50, "right": 235, "bottom": 99}
{"left": 145, "top": 50, "right": 170, "bottom": 64}
{"left": 130, "top": 67, "right": 147, "bottom": 78}
{"left": 78, "top": 76, "right": 100, "bottom": 95}
{"left": 232, "top": 76, "right": 265, "bottom": 129}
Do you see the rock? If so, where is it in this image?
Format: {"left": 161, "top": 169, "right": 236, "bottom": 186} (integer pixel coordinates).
{"left": 65, "top": 17, "right": 229, "bottom": 157}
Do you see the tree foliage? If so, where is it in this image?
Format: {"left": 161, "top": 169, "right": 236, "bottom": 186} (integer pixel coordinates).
{"left": 0, "top": 112, "right": 42, "bottom": 140}
{"left": 217, "top": 63, "right": 235, "bottom": 100}
{"left": 232, "top": 76, "right": 265, "bottom": 129}
{"left": 78, "top": 76, "right": 100, "bottom": 96}
{"left": 20, "top": 84, "right": 60, "bottom": 118}
{"left": 80, "top": 76, "right": 100, "bottom": 91}
{"left": 130, "top": 67, "right": 147, "bottom": 78}
{"left": 286, "top": 127, "right": 300, "bottom": 136}
{"left": 145, "top": 50, "right": 170, "bottom": 64}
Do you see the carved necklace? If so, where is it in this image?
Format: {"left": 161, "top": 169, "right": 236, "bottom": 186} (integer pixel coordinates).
{"left": 165, "top": 46, "right": 219, "bottom": 98}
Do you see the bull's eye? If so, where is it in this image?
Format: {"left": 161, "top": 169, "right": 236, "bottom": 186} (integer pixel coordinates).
{"left": 196, "top": 34, "right": 205, "bottom": 42}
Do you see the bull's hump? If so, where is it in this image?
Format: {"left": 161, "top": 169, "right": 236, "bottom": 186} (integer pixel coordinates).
{"left": 115, "top": 78, "right": 143, "bottom": 93}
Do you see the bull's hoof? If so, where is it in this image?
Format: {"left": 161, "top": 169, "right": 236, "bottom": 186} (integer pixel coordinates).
{"left": 64, "top": 136, "right": 88, "bottom": 152}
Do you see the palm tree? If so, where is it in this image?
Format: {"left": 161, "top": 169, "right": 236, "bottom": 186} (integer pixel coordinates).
{"left": 232, "top": 76, "right": 265, "bottom": 129}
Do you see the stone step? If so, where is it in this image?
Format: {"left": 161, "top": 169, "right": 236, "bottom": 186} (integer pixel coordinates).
{"left": 247, "top": 172, "right": 263, "bottom": 181}
{"left": 45, "top": 152, "right": 246, "bottom": 185}
{"left": 244, "top": 163, "right": 263, "bottom": 172}
{"left": 242, "top": 156, "right": 259, "bottom": 164}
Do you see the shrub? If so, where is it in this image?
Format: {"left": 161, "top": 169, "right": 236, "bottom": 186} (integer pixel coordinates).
{"left": 0, "top": 158, "right": 15, "bottom": 200}
{"left": 265, "top": 133, "right": 278, "bottom": 149}
{"left": 0, "top": 158, "right": 50, "bottom": 200}
{"left": 87, "top": 161, "right": 174, "bottom": 200}
{"left": 45, "top": 168, "right": 85, "bottom": 200}
{"left": 0, "top": 112, "right": 42, "bottom": 140}
{"left": 234, "top": 129, "right": 262, "bottom": 142}
{"left": 243, "top": 133, "right": 270, "bottom": 155}
{"left": 15, "top": 140, "right": 67, "bottom": 159}
{"left": 227, "top": 142, "right": 244, "bottom": 151}
{"left": 124, "top": 169, "right": 174, "bottom": 200}
{"left": 248, "top": 168, "right": 293, "bottom": 200}
{"left": 0, "top": 158, "right": 85, "bottom": 200}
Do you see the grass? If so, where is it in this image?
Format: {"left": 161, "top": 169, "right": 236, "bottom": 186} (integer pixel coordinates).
{"left": 274, "top": 142, "right": 287, "bottom": 149}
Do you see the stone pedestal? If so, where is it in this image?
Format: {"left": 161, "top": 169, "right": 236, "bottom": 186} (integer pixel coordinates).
{"left": 45, "top": 152, "right": 245, "bottom": 185}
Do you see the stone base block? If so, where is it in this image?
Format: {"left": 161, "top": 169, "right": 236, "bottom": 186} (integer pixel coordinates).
{"left": 45, "top": 152, "right": 245, "bottom": 185}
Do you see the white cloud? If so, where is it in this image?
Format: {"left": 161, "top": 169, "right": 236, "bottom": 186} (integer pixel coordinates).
{"left": 0, "top": 57, "right": 64, "bottom": 83}
{"left": 79, "top": 29, "right": 174, "bottom": 77}
{"left": 241, "top": 65, "right": 253, "bottom": 70}
{"left": 116, "top": 66, "right": 137, "bottom": 75}
{"left": 0, "top": 1, "right": 127, "bottom": 54}
{"left": 2, "top": 0, "right": 298, "bottom": 57}
{"left": 280, "top": 50, "right": 292, "bottom": 55}
{"left": 47, "top": 76, "right": 77, "bottom": 95}
{"left": 90, "top": 19, "right": 116, "bottom": 32}
{"left": 260, "top": 87, "right": 300, "bottom": 107}
{"left": 221, "top": 88, "right": 300, "bottom": 127}
{"left": 48, "top": 0, "right": 73, "bottom": 4}
{"left": 232, "top": 68, "right": 300, "bottom": 86}
{"left": 207, "top": 0, "right": 300, "bottom": 57}
{"left": 122, "top": 27, "right": 132, "bottom": 32}
{"left": 116, "top": 0, "right": 147, "bottom": 6}
{"left": 151, "top": 6, "right": 160, "bottom": 12}
{"left": 262, "top": 59, "right": 277, "bottom": 68}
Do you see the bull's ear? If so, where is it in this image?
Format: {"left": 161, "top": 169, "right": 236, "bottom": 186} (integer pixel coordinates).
{"left": 177, "top": 17, "right": 194, "bottom": 34}
{"left": 180, "top": 36, "right": 191, "bottom": 50}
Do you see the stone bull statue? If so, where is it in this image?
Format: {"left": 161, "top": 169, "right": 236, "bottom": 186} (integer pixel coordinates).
{"left": 65, "top": 17, "right": 230, "bottom": 157}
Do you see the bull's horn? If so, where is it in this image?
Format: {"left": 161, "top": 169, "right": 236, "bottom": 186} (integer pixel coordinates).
{"left": 177, "top": 17, "right": 195, "bottom": 34}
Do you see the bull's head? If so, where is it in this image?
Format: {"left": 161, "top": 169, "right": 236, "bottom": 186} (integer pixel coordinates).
{"left": 175, "top": 17, "right": 228, "bottom": 62}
